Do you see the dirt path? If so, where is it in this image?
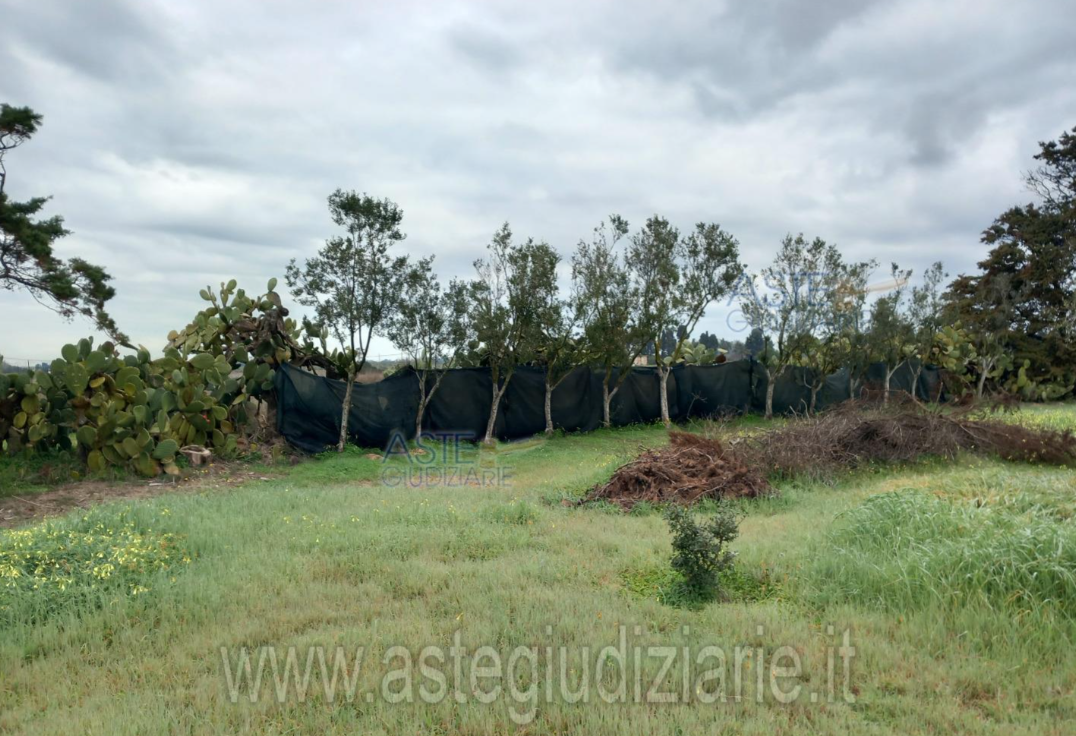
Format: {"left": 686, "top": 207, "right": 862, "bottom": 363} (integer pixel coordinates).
{"left": 0, "top": 463, "right": 279, "bottom": 529}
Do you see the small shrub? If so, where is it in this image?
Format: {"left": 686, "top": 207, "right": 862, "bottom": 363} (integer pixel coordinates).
{"left": 664, "top": 504, "right": 739, "bottom": 601}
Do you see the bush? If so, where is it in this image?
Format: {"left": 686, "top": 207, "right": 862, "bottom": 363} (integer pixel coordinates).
{"left": 664, "top": 503, "right": 739, "bottom": 601}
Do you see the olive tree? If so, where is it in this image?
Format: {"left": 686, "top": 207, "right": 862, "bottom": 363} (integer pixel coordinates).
{"left": 387, "top": 258, "right": 471, "bottom": 438}
{"left": 907, "top": 261, "right": 948, "bottom": 401}
{"left": 866, "top": 263, "right": 915, "bottom": 404}
{"left": 741, "top": 234, "right": 843, "bottom": 418}
{"left": 791, "top": 256, "right": 875, "bottom": 413}
{"left": 630, "top": 218, "right": 742, "bottom": 425}
{"left": 285, "top": 189, "right": 413, "bottom": 451}
{"left": 572, "top": 216, "right": 648, "bottom": 426}
{"left": 533, "top": 257, "right": 583, "bottom": 435}
{"left": 471, "top": 224, "right": 556, "bottom": 444}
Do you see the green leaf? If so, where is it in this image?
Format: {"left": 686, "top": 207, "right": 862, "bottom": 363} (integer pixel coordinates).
{"left": 76, "top": 426, "right": 98, "bottom": 448}
{"left": 103, "top": 445, "right": 124, "bottom": 465}
{"left": 85, "top": 350, "right": 109, "bottom": 374}
{"left": 190, "top": 353, "right": 216, "bottom": 371}
{"left": 20, "top": 395, "right": 40, "bottom": 415}
{"left": 87, "top": 450, "right": 106, "bottom": 473}
{"left": 152, "top": 438, "right": 179, "bottom": 459}
{"left": 134, "top": 452, "right": 159, "bottom": 477}
{"left": 61, "top": 343, "right": 79, "bottom": 362}
{"left": 66, "top": 364, "right": 90, "bottom": 395}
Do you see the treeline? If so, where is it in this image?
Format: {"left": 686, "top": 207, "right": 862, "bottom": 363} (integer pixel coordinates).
{"left": 280, "top": 125, "right": 1074, "bottom": 441}
{"left": 2, "top": 101, "right": 1074, "bottom": 467}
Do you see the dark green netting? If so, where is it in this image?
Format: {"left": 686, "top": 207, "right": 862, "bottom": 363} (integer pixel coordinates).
{"left": 276, "top": 360, "right": 943, "bottom": 452}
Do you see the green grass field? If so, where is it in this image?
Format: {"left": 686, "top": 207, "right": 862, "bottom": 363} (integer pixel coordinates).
{"left": 1, "top": 406, "right": 1074, "bottom": 734}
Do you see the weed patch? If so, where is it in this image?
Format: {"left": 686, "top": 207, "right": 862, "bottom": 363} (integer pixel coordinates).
{"left": 0, "top": 506, "right": 192, "bottom": 626}
{"left": 620, "top": 562, "right": 779, "bottom": 608}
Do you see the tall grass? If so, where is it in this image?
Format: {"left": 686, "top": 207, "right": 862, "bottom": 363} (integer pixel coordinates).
{"left": 808, "top": 491, "right": 1076, "bottom": 622}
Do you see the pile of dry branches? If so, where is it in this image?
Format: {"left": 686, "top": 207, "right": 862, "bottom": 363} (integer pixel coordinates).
{"left": 733, "top": 401, "right": 1076, "bottom": 480}
{"left": 583, "top": 431, "right": 773, "bottom": 510}
{"left": 584, "top": 400, "right": 1075, "bottom": 509}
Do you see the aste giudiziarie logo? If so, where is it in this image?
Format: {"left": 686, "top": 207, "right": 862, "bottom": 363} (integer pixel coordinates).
{"left": 378, "top": 431, "right": 514, "bottom": 488}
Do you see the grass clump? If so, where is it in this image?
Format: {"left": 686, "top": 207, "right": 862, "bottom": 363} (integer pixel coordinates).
{"left": 0, "top": 506, "right": 192, "bottom": 626}
{"left": 620, "top": 561, "right": 778, "bottom": 607}
{"left": 809, "top": 491, "right": 1076, "bottom": 618}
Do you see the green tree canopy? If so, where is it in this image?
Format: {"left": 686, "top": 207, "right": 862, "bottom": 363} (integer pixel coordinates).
{"left": 0, "top": 104, "right": 126, "bottom": 344}
{"left": 946, "top": 125, "right": 1076, "bottom": 397}
{"left": 286, "top": 189, "right": 414, "bottom": 451}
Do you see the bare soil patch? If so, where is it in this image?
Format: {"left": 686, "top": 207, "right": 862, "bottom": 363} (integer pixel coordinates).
{"left": 0, "top": 462, "right": 279, "bottom": 529}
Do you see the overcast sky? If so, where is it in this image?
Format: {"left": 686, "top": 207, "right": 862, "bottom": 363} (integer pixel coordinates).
{"left": 1, "top": 0, "right": 1074, "bottom": 363}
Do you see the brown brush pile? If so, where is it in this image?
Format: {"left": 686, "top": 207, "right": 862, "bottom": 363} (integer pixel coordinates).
{"left": 584, "top": 431, "right": 773, "bottom": 510}
{"left": 584, "top": 400, "right": 1076, "bottom": 509}
{"left": 734, "top": 401, "right": 1076, "bottom": 480}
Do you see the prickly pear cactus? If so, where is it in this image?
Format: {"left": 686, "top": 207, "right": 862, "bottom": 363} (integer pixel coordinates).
{"left": 165, "top": 278, "right": 301, "bottom": 401}
{"left": 0, "top": 368, "right": 62, "bottom": 453}
{"left": 1, "top": 276, "right": 334, "bottom": 477}
{"left": 2, "top": 336, "right": 246, "bottom": 477}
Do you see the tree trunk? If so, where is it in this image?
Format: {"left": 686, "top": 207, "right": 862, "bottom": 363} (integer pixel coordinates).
{"left": 484, "top": 371, "right": 513, "bottom": 445}
{"left": 809, "top": 385, "right": 819, "bottom": 415}
{"left": 484, "top": 382, "right": 501, "bottom": 445}
{"left": 976, "top": 361, "right": 989, "bottom": 400}
{"left": 764, "top": 371, "right": 775, "bottom": 420}
{"left": 659, "top": 367, "right": 671, "bottom": 427}
{"left": 337, "top": 369, "right": 355, "bottom": 452}
{"left": 883, "top": 368, "right": 892, "bottom": 406}
{"left": 544, "top": 378, "right": 554, "bottom": 435}
{"left": 910, "top": 365, "right": 923, "bottom": 405}
{"left": 602, "top": 375, "right": 613, "bottom": 428}
{"left": 414, "top": 372, "right": 427, "bottom": 439}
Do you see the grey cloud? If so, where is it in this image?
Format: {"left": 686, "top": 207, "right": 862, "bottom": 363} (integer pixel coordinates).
{"left": 447, "top": 22, "right": 524, "bottom": 71}
{"left": 1, "top": 0, "right": 179, "bottom": 85}
{"left": 597, "top": 0, "right": 1076, "bottom": 164}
